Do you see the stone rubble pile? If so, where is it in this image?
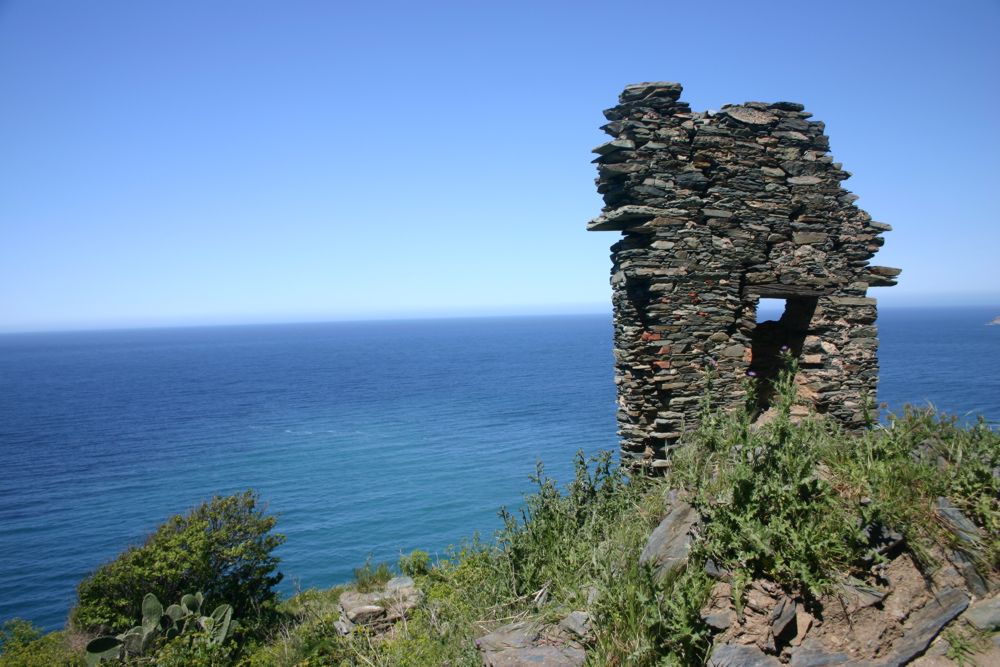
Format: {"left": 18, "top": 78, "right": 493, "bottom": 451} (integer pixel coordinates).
{"left": 588, "top": 82, "right": 900, "bottom": 465}
{"left": 637, "top": 493, "right": 999, "bottom": 666}
{"left": 701, "top": 558, "right": 1000, "bottom": 667}
{"left": 333, "top": 576, "right": 424, "bottom": 636}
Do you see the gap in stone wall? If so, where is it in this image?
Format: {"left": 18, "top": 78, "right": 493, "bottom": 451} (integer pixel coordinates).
{"left": 749, "top": 296, "right": 818, "bottom": 411}
{"left": 756, "top": 298, "right": 785, "bottom": 323}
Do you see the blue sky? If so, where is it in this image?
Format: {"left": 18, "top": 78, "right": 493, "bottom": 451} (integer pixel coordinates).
{"left": 1, "top": 0, "right": 997, "bottom": 332}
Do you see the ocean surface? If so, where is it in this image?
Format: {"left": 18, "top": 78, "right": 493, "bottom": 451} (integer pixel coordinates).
{"left": 1, "top": 308, "right": 997, "bottom": 631}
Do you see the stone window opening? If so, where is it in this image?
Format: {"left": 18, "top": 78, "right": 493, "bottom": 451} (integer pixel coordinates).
{"left": 748, "top": 296, "right": 817, "bottom": 411}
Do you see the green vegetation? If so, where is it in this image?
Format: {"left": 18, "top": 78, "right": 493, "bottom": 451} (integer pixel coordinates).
{"left": 84, "top": 592, "right": 234, "bottom": 665}
{"left": 0, "top": 619, "right": 82, "bottom": 667}
{"left": 3, "top": 366, "right": 997, "bottom": 665}
{"left": 351, "top": 557, "right": 393, "bottom": 593}
{"left": 71, "top": 490, "right": 284, "bottom": 639}
{"left": 674, "top": 360, "right": 998, "bottom": 601}
{"left": 397, "top": 549, "right": 431, "bottom": 577}
{"left": 240, "top": 453, "right": 670, "bottom": 666}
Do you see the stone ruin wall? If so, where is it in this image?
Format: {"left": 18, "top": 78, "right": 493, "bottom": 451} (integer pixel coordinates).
{"left": 588, "top": 82, "right": 900, "bottom": 467}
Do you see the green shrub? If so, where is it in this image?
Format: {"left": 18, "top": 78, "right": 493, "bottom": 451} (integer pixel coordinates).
{"left": 820, "top": 405, "right": 1000, "bottom": 569}
{"left": 497, "top": 450, "right": 645, "bottom": 598}
{"left": 0, "top": 619, "right": 83, "bottom": 667}
{"left": 148, "top": 631, "right": 235, "bottom": 667}
{"left": 71, "top": 490, "right": 284, "bottom": 638}
{"left": 399, "top": 549, "right": 432, "bottom": 577}
{"left": 352, "top": 557, "right": 392, "bottom": 593}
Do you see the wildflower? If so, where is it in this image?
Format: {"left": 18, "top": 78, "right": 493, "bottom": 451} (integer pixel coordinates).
{"left": 746, "top": 370, "right": 758, "bottom": 377}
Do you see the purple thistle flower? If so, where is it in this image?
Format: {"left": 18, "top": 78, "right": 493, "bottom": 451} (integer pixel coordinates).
{"left": 779, "top": 344, "right": 790, "bottom": 353}
{"left": 707, "top": 357, "right": 718, "bottom": 368}
{"left": 746, "top": 370, "right": 758, "bottom": 377}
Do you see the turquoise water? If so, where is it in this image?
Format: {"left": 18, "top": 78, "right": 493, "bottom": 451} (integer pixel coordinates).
{"left": 0, "top": 309, "right": 997, "bottom": 630}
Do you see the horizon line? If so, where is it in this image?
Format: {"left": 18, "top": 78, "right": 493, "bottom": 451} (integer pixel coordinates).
{"left": 2, "top": 301, "right": 999, "bottom": 336}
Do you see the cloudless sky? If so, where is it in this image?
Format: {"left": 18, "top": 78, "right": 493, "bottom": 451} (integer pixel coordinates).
{"left": 1, "top": 0, "right": 998, "bottom": 332}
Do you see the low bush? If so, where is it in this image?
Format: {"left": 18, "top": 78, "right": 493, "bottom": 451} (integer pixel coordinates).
{"left": 71, "top": 490, "right": 284, "bottom": 638}
{"left": 352, "top": 557, "right": 393, "bottom": 593}
{"left": 0, "top": 619, "right": 82, "bottom": 667}
{"left": 398, "top": 549, "right": 432, "bottom": 577}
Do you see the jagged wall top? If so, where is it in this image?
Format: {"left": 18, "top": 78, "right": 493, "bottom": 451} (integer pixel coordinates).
{"left": 589, "top": 81, "right": 895, "bottom": 292}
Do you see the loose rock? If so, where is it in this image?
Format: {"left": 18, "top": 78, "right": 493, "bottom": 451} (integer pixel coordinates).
{"left": 476, "top": 621, "right": 586, "bottom": 667}
{"left": 639, "top": 500, "right": 699, "bottom": 580}
{"left": 962, "top": 593, "right": 1000, "bottom": 631}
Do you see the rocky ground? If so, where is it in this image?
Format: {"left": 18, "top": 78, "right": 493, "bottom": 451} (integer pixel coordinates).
{"left": 329, "top": 492, "right": 997, "bottom": 667}
{"left": 619, "top": 495, "right": 997, "bottom": 667}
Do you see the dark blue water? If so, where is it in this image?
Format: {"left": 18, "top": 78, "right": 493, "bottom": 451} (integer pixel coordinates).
{"left": 0, "top": 309, "right": 997, "bottom": 630}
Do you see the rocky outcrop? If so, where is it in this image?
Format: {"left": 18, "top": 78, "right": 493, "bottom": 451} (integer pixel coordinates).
{"left": 694, "top": 496, "right": 997, "bottom": 664}
{"left": 709, "top": 644, "right": 782, "bottom": 667}
{"left": 333, "top": 576, "right": 423, "bottom": 635}
{"left": 698, "top": 551, "right": 1000, "bottom": 667}
{"left": 588, "top": 82, "right": 898, "bottom": 466}
{"left": 474, "top": 613, "right": 591, "bottom": 667}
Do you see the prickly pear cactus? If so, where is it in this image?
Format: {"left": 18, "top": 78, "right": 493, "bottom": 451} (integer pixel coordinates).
{"left": 84, "top": 591, "right": 235, "bottom": 663}
{"left": 83, "top": 635, "right": 122, "bottom": 666}
{"left": 206, "top": 604, "right": 234, "bottom": 645}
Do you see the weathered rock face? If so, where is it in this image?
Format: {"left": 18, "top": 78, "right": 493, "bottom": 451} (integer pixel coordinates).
{"left": 588, "top": 82, "right": 899, "bottom": 464}
{"left": 697, "top": 550, "right": 1000, "bottom": 667}
{"left": 334, "top": 576, "right": 424, "bottom": 636}
{"left": 475, "top": 616, "right": 589, "bottom": 667}
{"left": 639, "top": 499, "right": 699, "bottom": 581}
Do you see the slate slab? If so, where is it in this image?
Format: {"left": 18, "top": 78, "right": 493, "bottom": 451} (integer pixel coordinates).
{"left": 708, "top": 644, "right": 782, "bottom": 667}
{"left": 639, "top": 500, "right": 699, "bottom": 580}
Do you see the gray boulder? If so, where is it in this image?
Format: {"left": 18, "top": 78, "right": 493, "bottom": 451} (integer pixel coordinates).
{"left": 476, "top": 620, "right": 586, "bottom": 667}
{"left": 935, "top": 498, "right": 983, "bottom": 550}
{"left": 557, "top": 611, "right": 592, "bottom": 640}
{"left": 788, "top": 640, "right": 850, "bottom": 667}
{"left": 964, "top": 594, "right": 1000, "bottom": 631}
{"left": 336, "top": 577, "right": 424, "bottom": 634}
{"left": 639, "top": 500, "right": 699, "bottom": 580}
{"left": 475, "top": 622, "right": 541, "bottom": 652}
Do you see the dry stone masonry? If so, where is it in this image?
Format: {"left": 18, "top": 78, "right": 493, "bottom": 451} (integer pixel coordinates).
{"left": 588, "top": 82, "right": 900, "bottom": 466}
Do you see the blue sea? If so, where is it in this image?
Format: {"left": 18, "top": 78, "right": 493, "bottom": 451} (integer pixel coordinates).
{"left": 1, "top": 309, "right": 997, "bottom": 631}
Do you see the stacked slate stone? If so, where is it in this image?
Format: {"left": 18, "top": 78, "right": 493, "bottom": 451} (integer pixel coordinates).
{"left": 588, "top": 82, "right": 899, "bottom": 467}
